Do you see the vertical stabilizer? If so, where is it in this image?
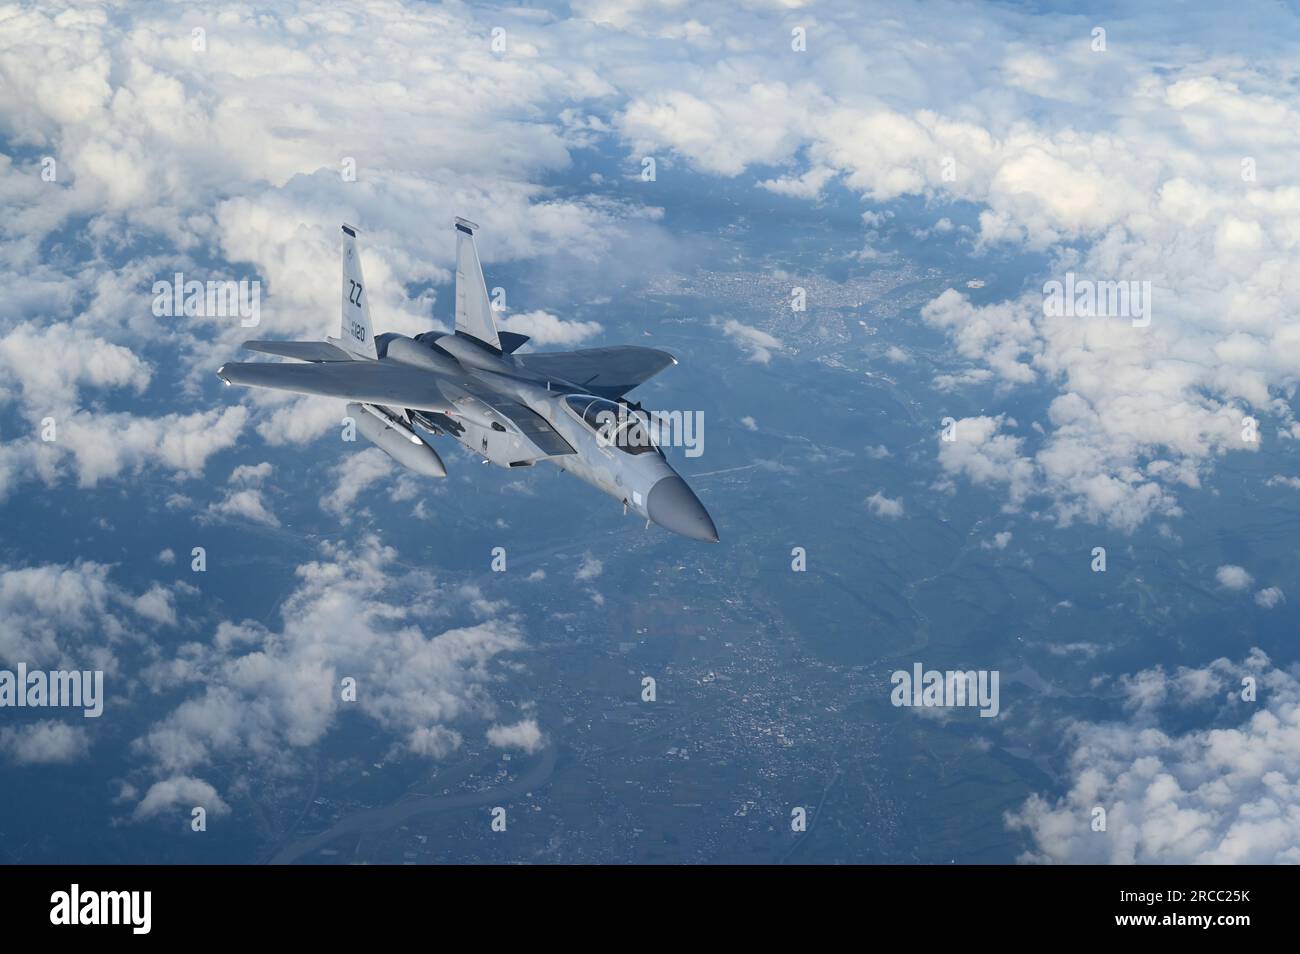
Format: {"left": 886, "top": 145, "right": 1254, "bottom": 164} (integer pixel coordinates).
{"left": 338, "top": 224, "right": 377, "bottom": 358}
{"left": 453, "top": 217, "right": 501, "bottom": 350}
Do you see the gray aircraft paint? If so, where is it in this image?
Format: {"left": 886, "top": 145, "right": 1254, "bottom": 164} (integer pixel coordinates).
{"left": 218, "top": 220, "right": 718, "bottom": 542}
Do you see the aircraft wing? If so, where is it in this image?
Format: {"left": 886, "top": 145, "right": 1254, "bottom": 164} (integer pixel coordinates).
{"left": 217, "top": 359, "right": 455, "bottom": 412}
{"left": 515, "top": 346, "right": 677, "bottom": 398}
{"left": 242, "top": 340, "right": 353, "bottom": 362}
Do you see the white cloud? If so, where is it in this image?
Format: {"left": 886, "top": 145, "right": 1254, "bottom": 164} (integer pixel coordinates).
{"left": 320, "top": 448, "right": 394, "bottom": 520}
{"left": 866, "top": 490, "right": 904, "bottom": 519}
{"left": 133, "top": 776, "right": 231, "bottom": 821}
{"left": 229, "top": 462, "right": 272, "bottom": 485}
{"left": 133, "top": 583, "right": 177, "bottom": 626}
{"left": 0, "top": 322, "right": 150, "bottom": 410}
{"left": 921, "top": 290, "right": 1038, "bottom": 386}
{"left": 574, "top": 553, "right": 603, "bottom": 581}
{"left": 1215, "top": 565, "right": 1254, "bottom": 591}
{"left": 719, "top": 319, "right": 783, "bottom": 364}
{"left": 982, "top": 531, "right": 1013, "bottom": 550}
{"left": 500, "top": 310, "right": 602, "bottom": 347}
{"left": 131, "top": 535, "right": 527, "bottom": 810}
{"left": 1008, "top": 651, "right": 1300, "bottom": 863}
{"left": 0, "top": 721, "right": 91, "bottom": 765}
{"left": 592, "top": 3, "right": 1300, "bottom": 531}
{"left": 256, "top": 397, "right": 349, "bottom": 447}
{"left": 0, "top": 560, "right": 165, "bottom": 673}
{"left": 12, "top": 0, "right": 1294, "bottom": 532}
{"left": 208, "top": 487, "right": 280, "bottom": 527}
{"left": 406, "top": 725, "right": 463, "bottom": 760}
{"left": 936, "top": 416, "right": 1037, "bottom": 512}
{"left": 0, "top": 407, "right": 248, "bottom": 503}
{"left": 621, "top": 84, "right": 819, "bottom": 178}
{"left": 1255, "top": 586, "right": 1285, "bottom": 609}
{"left": 0, "top": 0, "right": 679, "bottom": 505}
{"left": 486, "top": 718, "right": 544, "bottom": 754}
{"left": 759, "top": 165, "right": 837, "bottom": 199}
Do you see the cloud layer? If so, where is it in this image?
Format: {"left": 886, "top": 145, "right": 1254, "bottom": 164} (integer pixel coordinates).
{"left": 5, "top": 1, "right": 1298, "bottom": 531}
{"left": 131, "top": 534, "right": 527, "bottom": 815}
{"left": 1008, "top": 651, "right": 1300, "bottom": 864}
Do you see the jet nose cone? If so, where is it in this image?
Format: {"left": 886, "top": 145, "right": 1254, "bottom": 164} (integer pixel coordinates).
{"left": 647, "top": 475, "right": 719, "bottom": 543}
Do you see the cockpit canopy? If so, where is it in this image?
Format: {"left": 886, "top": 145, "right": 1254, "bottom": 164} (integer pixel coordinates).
{"left": 564, "top": 394, "right": 658, "bottom": 455}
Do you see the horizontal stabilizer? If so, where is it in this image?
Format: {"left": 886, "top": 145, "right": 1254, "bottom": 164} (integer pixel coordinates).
{"left": 498, "top": 331, "right": 530, "bottom": 354}
{"left": 517, "top": 346, "right": 677, "bottom": 398}
{"left": 242, "top": 340, "right": 353, "bottom": 362}
{"left": 217, "top": 359, "right": 454, "bottom": 412}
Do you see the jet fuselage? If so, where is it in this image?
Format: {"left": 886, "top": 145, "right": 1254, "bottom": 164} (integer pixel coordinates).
{"left": 383, "top": 330, "right": 718, "bottom": 543}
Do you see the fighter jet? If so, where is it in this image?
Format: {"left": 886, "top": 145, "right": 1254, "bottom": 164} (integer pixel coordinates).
{"left": 217, "top": 219, "right": 719, "bottom": 542}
